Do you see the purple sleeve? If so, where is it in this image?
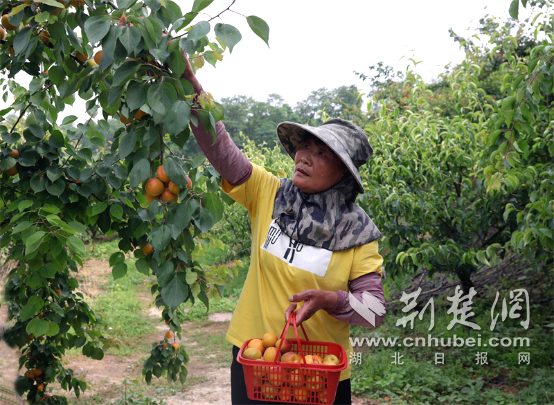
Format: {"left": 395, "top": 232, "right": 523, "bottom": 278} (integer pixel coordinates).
{"left": 190, "top": 111, "right": 252, "bottom": 187}
{"left": 325, "top": 272, "right": 386, "bottom": 327}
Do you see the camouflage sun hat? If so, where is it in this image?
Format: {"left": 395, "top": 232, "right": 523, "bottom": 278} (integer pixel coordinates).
{"left": 277, "top": 118, "right": 373, "bottom": 193}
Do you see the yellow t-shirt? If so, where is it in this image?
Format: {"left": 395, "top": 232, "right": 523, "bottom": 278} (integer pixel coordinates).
{"left": 223, "top": 164, "right": 383, "bottom": 380}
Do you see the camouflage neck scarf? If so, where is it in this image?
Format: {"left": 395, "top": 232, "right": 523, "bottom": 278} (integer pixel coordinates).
{"left": 271, "top": 176, "right": 382, "bottom": 251}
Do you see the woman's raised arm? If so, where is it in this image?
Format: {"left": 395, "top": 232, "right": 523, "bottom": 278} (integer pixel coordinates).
{"left": 180, "top": 50, "right": 252, "bottom": 186}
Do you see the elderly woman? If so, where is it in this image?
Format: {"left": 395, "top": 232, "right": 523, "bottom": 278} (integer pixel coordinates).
{"left": 181, "top": 54, "right": 386, "bottom": 405}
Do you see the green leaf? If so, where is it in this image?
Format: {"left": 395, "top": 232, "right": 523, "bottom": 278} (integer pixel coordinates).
{"left": 135, "top": 258, "right": 150, "bottom": 275}
{"left": 147, "top": 82, "right": 178, "bottom": 115}
{"left": 92, "top": 202, "right": 108, "bottom": 216}
{"left": 191, "top": 0, "right": 213, "bottom": 13}
{"left": 214, "top": 23, "right": 241, "bottom": 53}
{"left": 246, "top": 15, "right": 269, "bottom": 47}
{"left": 45, "top": 322, "right": 60, "bottom": 337}
{"left": 163, "top": 101, "right": 191, "bottom": 137}
{"left": 509, "top": 0, "right": 519, "bottom": 19}
{"left": 91, "top": 348, "right": 104, "bottom": 360}
{"left": 68, "top": 221, "right": 86, "bottom": 234}
{"left": 84, "top": 16, "right": 111, "bottom": 44}
{"left": 188, "top": 21, "right": 210, "bottom": 43}
{"left": 167, "top": 49, "right": 187, "bottom": 78}
{"left": 119, "top": 131, "right": 137, "bottom": 159}
{"left": 25, "top": 231, "right": 45, "bottom": 251}
{"left": 130, "top": 158, "right": 151, "bottom": 188}
{"left": 119, "top": 26, "right": 142, "bottom": 55}
{"left": 20, "top": 303, "right": 38, "bottom": 322}
{"left": 12, "top": 221, "right": 33, "bottom": 234}
{"left": 112, "top": 60, "right": 141, "bottom": 87}
{"left": 45, "top": 178, "right": 65, "bottom": 196}
{"left": 157, "top": 261, "right": 174, "bottom": 287}
{"left": 26, "top": 318, "right": 49, "bottom": 337}
{"left": 40, "top": 263, "right": 58, "bottom": 279}
{"left": 164, "top": 156, "right": 188, "bottom": 189}
{"left": 110, "top": 204, "right": 124, "bottom": 220}
{"left": 161, "top": 273, "right": 189, "bottom": 309}
{"left": 112, "top": 262, "right": 128, "bottom": 279}
{"left": 67, "top": 235, "right": 86, "bottom": 256}
{"left": 193, "top": 207, "right": 214, "bottom": 234}
{"left": 126, "top": 81, "right": 148, "bottom": 112}
{"left": 202, "top": 193, "right": 224, "bottom": 222}
{"left": 109, "top": 252, "right": 125, "bottom": 267}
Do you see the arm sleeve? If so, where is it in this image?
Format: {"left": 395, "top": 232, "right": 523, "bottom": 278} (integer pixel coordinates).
{"left": 325, "top": 272, "right": 386, "bottom": 327}
{"left": 190, "top": 111, "right": 252, "bottom": 186}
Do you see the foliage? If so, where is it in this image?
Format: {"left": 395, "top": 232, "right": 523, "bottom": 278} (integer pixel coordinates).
{"left": 355, "top": 6, "right": 553, "bottom": 291}
{"left": 0, "top": 0, "right": 269, "bottom": 403}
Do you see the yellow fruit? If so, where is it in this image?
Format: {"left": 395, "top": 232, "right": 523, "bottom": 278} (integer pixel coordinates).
{"left": 6, "top": 165, "right": 17, "bottom": 176}
{"left": 134, "top": 109, "right": 147, "bottom": 120}
{"left": 292, "top": 387, "right": 308, "bottom": 402}
{"left": 275, "top": 338, "right": 292, "bottom": 353}
{"left": 2, "top": 15, "right": 17, "bottom": 31}
{"left": 86, "top": 59, "right": 98, "bottom": 67}
{"left": 168, "top": 181, "right": 181, "bottom": 195}
{"left": 242, "top": 347, "right": 262, "bottom": 360}
{"left": 262, "top": 346, "right": 280, "bottom": 362}
{"left": 156, "top": 165, "right": 170, "bottom": 183}
{"left": 161, "top": 188, "right": 178, "bottom": 204}
{"left": 280, "top": 387, "right": 292, "bottom": 401}
{"left": 262, "top": 333, "right": 278, "bottom": 348}
{"left": 247, "top": 339, "right": 265, "bottom": 355}
{"left": 34, "top": 368, "right": 43, "bottom": 377}
{"left": 75, "top": 51, "right": 87, "bottom": 62}
{"left": 39, "top": 31, "right": 51, "bottom": 45}
{"left": 120, "top": 114, "right": 130, "bottom": 125}
{"left": 186, "top": 176, "right": 192, "bottom": 189}
{"left": 26, "top": 371, "right": 35, "bottom": 379}
{"left": 93, "top": 50, "right": 104, "bottom": 65}
{"left": 141, "top": 244, "right": 153, "bottom": 255}
{"left": 172, "top": 342, "right": 179, "bottom": 352}
{"left": 165, "top": 330, "right": 173, "bottom": 339}
{"left": 145, "top": 178, "right": 164, "bottom": 196}
{"left": 0, "top": 27, "right": 6, "bottom": 40}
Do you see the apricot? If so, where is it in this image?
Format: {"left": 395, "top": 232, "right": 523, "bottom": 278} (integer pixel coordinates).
{"left": 275, "top": 338, "right": 292, "bottom": 353}
{"left": 34, "top": 368, "right": 43, "bottom": 377}
{"left": 260, "top": 384, "right": 278, "bottom": 400}
{"left": 318, "top": 390, "right": 329, "bottom": 404}
{"left": 144, "top": 193, "right": 157, "bottom": 203}
{"left": 322, "top": 360, "right": 336, "bottom": 366}
{"left": 75, "top": 51, "right": 87, "bottom": 62}
{"left": 306, "top": 374, "right": 323, "bottom": 389}
{"left": 2, "top": 15, "right": 17, "bottom": 31}
{"left": 253, "top": 361, "right": 266, "bottom": 378}
{"left": 145, "top": 178, "right": 164, "bottom": 196}
{"left": 247, "top": 339, "right": 265, "bottom": 355}
{"left": 141, "top": 243, "right": 153, "bottom": 255}
{"left": 279, "top": 386, "right": 292, "bottom": 401}
{"left": 134, "top": 109, "right": 147, "bottom": 120}
{"left": 186, "top": 176, "right": 192, "bottom": 189}
{"left": 281, "top": 352, "right": 300, "bottom": 363}
{"left": 288, "top": 369, "right": 303, "bottom": 388}
{"left": 312, "top": 354, "right": 323, "bottom": 364}
{"left": 168, "top": 181, "right": 181, "bottom": 195}
{"left": 5, "top": 165, "right": 17, "bottom": 176}
{"left": 266, "top": 366, "right": 284, "bottom": 387}
{"left": 93, "top": 50, "right": 103, "bottom": 65}
{"left": 37, "top": 383, "right": 44, "bottom": 391}
{"left": 300, "top": 354, "right": 315, "bottom": 365}
{"left": 262, "top": 346, "right": 280, "bottom": 362}
{"left": 120, "top": 114, "right": 130, "bottom": 125}
{"left": 323, "top": 354, "right": 340, "bottom": 365}
{"left": 8, "top": 149, "right": 19, "bottom": 158}
{"left": 156, "top": 165, "right": 170, "bottom": 183}
{"left": 160, "top": 188, "right": 178, "bottom": 204}
{"left": 262, "top": 333, "right": 277, "bottom": 348}
{"left": 165, "top": 330, "right": 173, "bottom": 339}
{"left": 39, "top": 31, "right": 51, "bottom": 45}
{"left": 172, "top": 342, "right": 179, "bottom": 353}
{"left": 0, "top": 27, "right": 5, "bottom": 40}
{"left": 292, "top": 387, "right": 308, "bottom": 402}
{"left": 242, "top": 347, "right": 262, "bottom": 360}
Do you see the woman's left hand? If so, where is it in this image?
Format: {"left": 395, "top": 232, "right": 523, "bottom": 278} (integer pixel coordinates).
{"left": 285, "top": 289, "right": 338, "bottom": 325}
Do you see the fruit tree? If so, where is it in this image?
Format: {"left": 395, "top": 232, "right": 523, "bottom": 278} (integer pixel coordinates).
{"left": 0, "top": 0, "right": 269, "bottom": 403}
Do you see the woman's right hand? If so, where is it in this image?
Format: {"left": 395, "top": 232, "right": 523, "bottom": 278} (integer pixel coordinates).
{"left": 180, "top": 49, "right": 203, "bottom": 94}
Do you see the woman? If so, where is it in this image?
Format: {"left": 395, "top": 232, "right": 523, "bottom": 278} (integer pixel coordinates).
{"left": 181, "top": 53, "right": 386, "bottom": 405}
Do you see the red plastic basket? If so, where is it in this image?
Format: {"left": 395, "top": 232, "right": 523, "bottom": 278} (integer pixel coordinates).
{"left": 237, "top": 313, "right": 347, "bottom": 404}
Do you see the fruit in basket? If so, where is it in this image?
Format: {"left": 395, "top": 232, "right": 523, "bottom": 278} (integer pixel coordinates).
{"left": 323, "top": 360, "right": 336, "bottom": 365}
{"left": 267, "top": 366, "right": 283, "bottom": 387}
{"left": 243, "top": 347, "right": 263, "bottom": 360}
{"left": 247, "top": 338, "right": 266, "bottom": 354}
{"left": 262, "top": 346, "right": 280, "bottom": 362}
{"left": 260, "top": 383, "right": 279, "bottom": 400}
{"left": 279, "top": 386, "right": 293, "bottom": 401}
{"left": 288, "top": 369, "right": 304, "bottom": 388}
{"left": 312, "top": 354, "right": 323, "bottom": 364}
{"left": 300, "top": 354, "right": 316, "bottom": 364}
{"left": 306, "top": 374, "right": 324, "bottom": 389}
{"left": 253, "top": 361, "right": 267, "bottom": 379}
{"left": 293, "top": 387, "right": 309, "bottom": 402}
{"left": 318, "top": 390, "right": 329, "bottom": 404}
{"left": 323, "top": 354, "right": 340, "bottom": 365}
{"left": 275, "top": 338, "right": 292, "bottom": 353}
{"left": 262, "top": 332, "right": 278, "bottom": 348}
{"left": 281, "top": 351, "right": 300, "bottom": 363}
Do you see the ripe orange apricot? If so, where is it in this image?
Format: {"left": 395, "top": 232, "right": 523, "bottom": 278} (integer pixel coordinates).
{"left": 144, "top": 193, "right": 157, "bottom": 203}
{"left": 168, "top": 181, "right": 181, "bottom": 195}
{"left": 172, "top": 342, "right": 179, "bottom": 352}
{"left": 161, "top": 188, "right": 178, "bottom": 204}
{"left": 163, "top": 343, "right": 167, "bottom": 349}
{"left": 145, "top": 178, "right": 164, "bottom": 196}
{"left": 9, "top": 149, "right": 19, "bottom": 158}
{"left": 243, "top": 347, "right": 262, "bottom": 360}
{"left": 312, "top": 354, "right": 323, "bottom": 364}
{"left": 275, "top": 338, "right": 292, "bottom": 353}
{"left": 280, "top": 387, "right": 292, "bottom": 401}
{"left": 165, "top": 330, "right": 173, "bottom": 339}
{"left": 134, "top": 109, "right": 147, "bottom": 120}
{"left": 54, "top": 288, "right": 61, "bottom": 296}
{"left": 247, "top": 339, "right": 266, "bottom": 355}
{"left": 34, "top": 368, "right": 43, "bottom": 377}
{"left": 5, "top": 165, "right": 17, "bottom": 176}
{"left": 156, "top": 165, "right": 170, "bottom": 183}
{"left": 141, "top": 244, "right": 153, "bottom": 255}
{"left": 75, "top": 51, "right": 87, "bottom": 62}
{"left": 262, "top": 333, "right": 278, "bottom": 348}
{"left": 292, "top": 387, "right": 308, "bottom": 402}
{"left": 39, "top": 31, "right": 51, "bottom": 45}
{"left": 2, "top": 15, "right": 17, "bottom": 31}
{"left": 186, "top": 176, "right": 192, "bottom": 189}
{"left": 94, "top": 50, "right": 104, "bottom": 65}
{"left": 262, "top": 347, "right": 280, "bottom": 362}
{"left": 120, "top": 114, "right": 130, "bottom": 125}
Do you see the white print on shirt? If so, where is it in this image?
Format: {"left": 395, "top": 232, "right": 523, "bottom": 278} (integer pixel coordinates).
{"left": 348, "top": 292, "right": 386, "bottom": 327}
{"left": 261, "top": 219, "right": 332, "bottom": 277}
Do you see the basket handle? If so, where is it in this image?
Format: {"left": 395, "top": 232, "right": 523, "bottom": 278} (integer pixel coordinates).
{"left": 274, "top": 312, "right": 309, "bottom": 366}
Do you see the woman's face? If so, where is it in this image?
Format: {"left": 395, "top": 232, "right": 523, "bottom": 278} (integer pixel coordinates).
{"left": 292, "top": 137, "right": 348, "bottom": 194}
